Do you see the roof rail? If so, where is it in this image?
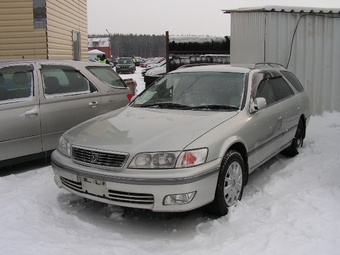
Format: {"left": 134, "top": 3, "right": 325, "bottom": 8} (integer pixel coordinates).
{"left": 254, "top": 62, "right": 286, "bottom": 69}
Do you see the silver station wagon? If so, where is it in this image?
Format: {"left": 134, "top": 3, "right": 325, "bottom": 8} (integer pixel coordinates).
{"left": 51, "top": 63, "right": 310, "bottom": 216}
{"left": 0, "top": 60, "right": 135, "bottom": 167}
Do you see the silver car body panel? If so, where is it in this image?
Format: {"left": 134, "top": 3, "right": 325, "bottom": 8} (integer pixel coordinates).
{"left": 0, "top": 60, "right": 131, "bottom": 164}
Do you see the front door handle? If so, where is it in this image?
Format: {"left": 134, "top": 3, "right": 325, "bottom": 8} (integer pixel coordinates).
{"left": 89, "top": 101, "right": 98, "bottom": 108}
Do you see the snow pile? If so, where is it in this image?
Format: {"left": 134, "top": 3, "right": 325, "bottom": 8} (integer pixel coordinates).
{"left": 169, "top": 35, "right": 227, "bottom": 43}
{"left": 1, "top": 68, "right": 340, "bottom": 255}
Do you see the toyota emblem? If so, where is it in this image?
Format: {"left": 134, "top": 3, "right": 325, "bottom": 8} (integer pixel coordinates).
{"left": 90, "top": 152, "right": 100, "bottom": 163}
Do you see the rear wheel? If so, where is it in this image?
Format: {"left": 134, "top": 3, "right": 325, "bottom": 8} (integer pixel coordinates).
{"left": 208, "top": 150, "right": 245, "bottom": 216}
{"left": 283, "top": 119, "right": 305, "bottom": 157}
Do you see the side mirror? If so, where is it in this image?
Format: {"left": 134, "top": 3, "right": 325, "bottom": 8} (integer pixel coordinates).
{"left": 250, "top": 97, "right": 267, "bottom": 113}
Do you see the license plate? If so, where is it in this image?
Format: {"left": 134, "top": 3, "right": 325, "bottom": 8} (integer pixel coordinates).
{"left": 82, "top": 177, "right": 106, "bottom": 196}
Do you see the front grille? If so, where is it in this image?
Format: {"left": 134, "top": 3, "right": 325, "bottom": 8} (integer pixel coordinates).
{"left": 72, "top": 146, "right": 128, "bottom": 168}
{"left": 108, "top": 190, "right": 154, "bottom": 204}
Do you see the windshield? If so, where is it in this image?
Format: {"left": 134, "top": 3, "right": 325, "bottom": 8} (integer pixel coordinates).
{"left": 132, "top": 72, "right": 245, "bottom": 111}
{"left": 118, "top": 58, "right": 133, "bottom": 64}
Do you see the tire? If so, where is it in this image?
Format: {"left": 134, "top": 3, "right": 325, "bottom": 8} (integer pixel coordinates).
{"left": 283, "top": 119, "right": 305, "bottom": 157}
{"left": 207, "top": 150, "right": 245, "bottom": 216}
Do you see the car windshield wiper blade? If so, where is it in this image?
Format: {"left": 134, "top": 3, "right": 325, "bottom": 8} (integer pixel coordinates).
{"left": 140, "top": 102, "right": 190, "bottom": 109}
{"left": 188, "top": 105, "right": 239, "bottom": 111}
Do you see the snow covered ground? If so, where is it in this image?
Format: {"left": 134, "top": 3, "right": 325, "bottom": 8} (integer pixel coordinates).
{"left": 1, "top": 67, "right": 340, "bottom": 255}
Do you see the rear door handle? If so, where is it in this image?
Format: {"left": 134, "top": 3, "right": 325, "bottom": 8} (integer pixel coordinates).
{"left": 21, "top": 105, "right": 39, "bottom": 118}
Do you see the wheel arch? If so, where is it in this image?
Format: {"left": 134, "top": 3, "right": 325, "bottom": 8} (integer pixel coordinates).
{"left": 226, "top": 142, "right": 249, "bottom": 184}
{"left": 299, "top": 114, "right": 307, "bottom": 139}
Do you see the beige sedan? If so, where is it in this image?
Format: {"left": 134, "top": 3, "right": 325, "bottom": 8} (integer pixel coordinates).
{"left": 0, "top": 60, "right": 135, "bottom": 167}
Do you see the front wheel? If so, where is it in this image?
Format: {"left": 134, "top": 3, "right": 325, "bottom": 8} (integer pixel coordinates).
{"left": 208, "top": 150, "right": 245, "bottom": 216}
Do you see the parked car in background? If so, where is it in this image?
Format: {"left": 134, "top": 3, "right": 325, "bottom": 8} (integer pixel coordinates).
{"left": 141, "top": 60, "right": 166, "bottom": 77}
{"left": 110, "top": 58, "right": 118, "bottom": 67}
{"left": 134, "top": 56, "right": 143, "bottom": 66}
{"left": 115, "top": 57, "right": 136, "bottom": 74}
{"left": 51, "top": 63, "right": 310, "bottom": 216}
{"left": 146, "top": 58, "right": 165, "bottom": 68}
{"left": 141, "top": 66, "right": 152, "bottom": 77}
{"left": 144, "top": 62, "right": 166, "bottom": 88}
{"left": 140, "top": 57, "right": 164, "bottom": 68}
{"left": 0, "top": 60, "right": 135, "bottom": 168}
{"left": 139, "top": 60, "right": 149, "bottom": 68}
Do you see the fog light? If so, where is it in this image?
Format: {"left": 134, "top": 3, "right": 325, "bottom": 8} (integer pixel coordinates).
{"left": 163, "top": 191, "right": 196, "bottom": 205}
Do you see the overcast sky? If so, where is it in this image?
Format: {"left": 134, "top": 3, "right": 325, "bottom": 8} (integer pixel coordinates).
{"left": 87, "top": 0, "right": 339, "bottom": 37}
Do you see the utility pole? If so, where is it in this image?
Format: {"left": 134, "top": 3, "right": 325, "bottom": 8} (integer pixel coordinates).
{"left": 106, "top": 29, "right": 112, "bottom": 58}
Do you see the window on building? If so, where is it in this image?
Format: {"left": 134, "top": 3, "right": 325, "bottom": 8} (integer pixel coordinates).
{"left": 33, "top": 0, "right": 46, "bottom": 29}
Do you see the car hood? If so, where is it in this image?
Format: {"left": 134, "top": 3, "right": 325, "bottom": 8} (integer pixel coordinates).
{"left": 66, "top": 107, "right": 238, "bottom": 153}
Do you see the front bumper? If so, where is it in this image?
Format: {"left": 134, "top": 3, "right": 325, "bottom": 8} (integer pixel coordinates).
{"left": 51, "top": 150, "right": 221, "bottom": 212}
{"left": 116, "top": 66, "right": 135, "bottom": 73}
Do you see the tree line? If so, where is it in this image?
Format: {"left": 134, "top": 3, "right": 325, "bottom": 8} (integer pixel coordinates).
{"left": 89, "top": 33, "right": 230, "bottom": 59}
{"left": 90, "top": 34, "right": 166, "bottom": 58}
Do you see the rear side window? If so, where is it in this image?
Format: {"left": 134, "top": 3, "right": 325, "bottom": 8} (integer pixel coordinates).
{"left": 0, "top": 65, "right": 34, "bottom": 102}
{"left": 270, "top": 77, "right": 294, "bottom": 101}
{"left": 281, "top": 71, "right": 305, "bottom": 92}
{"left": 87, "top": 66, "right": 127, "bottom": 88}
{"left": 41, "top": 65, "right": 96, "bottom": 96}
{"left": 255, "top": 77, "right": 294, "bottom": 106}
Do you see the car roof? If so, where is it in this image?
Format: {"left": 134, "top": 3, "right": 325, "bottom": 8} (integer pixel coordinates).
{"left": 171, "top": 64, "right": 251, "bottom": 74}
{"left": 0, "top": 59, "right": 109, "bottom": 68}
{"left": 170, "top": 63, "right": 288, "bottom": 74}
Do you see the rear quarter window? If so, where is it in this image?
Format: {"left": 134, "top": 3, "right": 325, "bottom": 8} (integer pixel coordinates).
{"left": 87, "top": 66, "right": 127, "bottom": 88}
{"left": 281, "top": 71, "right": 305, "bottom": 92}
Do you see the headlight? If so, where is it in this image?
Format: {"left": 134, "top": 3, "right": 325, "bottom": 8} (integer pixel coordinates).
{"left": 129, "top": 152, "right": 179, "bottom": 169}
{"left": 58, "top": 136, "right": 71, "bottom": 157}
{"left": 129, "top": 148, "right": 208, "bottom": 169}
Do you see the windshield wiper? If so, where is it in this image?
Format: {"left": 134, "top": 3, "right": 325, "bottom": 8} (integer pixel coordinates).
{"left": 140, "top": 102, "right": 190, "bottom": 109}
{"left": 188, "top": 105, "right": 239, "bottom": 111}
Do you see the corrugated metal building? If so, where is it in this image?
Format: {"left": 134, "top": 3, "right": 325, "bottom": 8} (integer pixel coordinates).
{"left": 0, "top": 0, "right": 88, "bottom": 61}
{"left": 223, "top": 6, "right": 340, "bottom": 115}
